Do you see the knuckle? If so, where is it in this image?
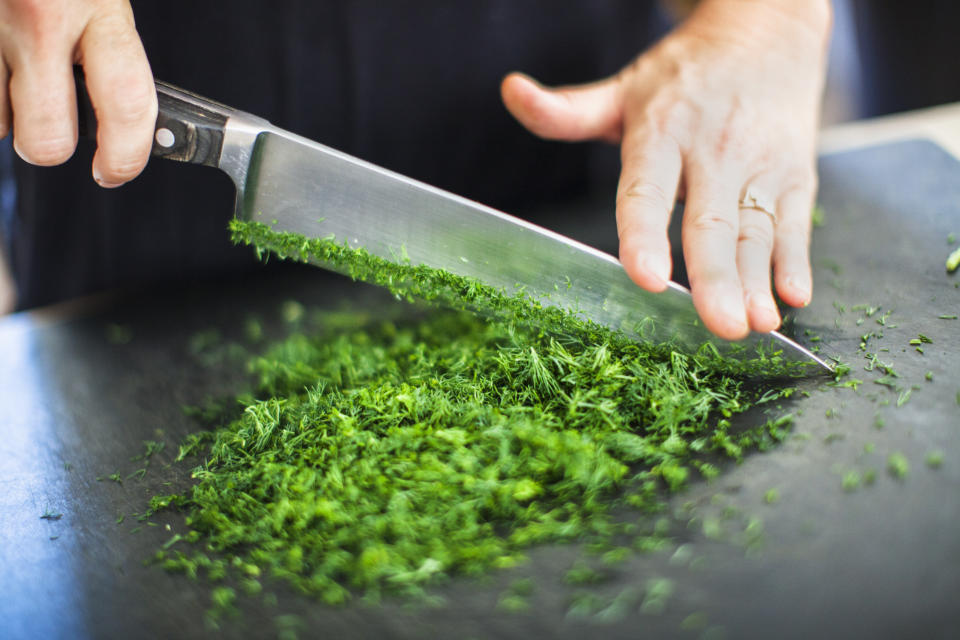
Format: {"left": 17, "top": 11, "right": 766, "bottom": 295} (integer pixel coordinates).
{"left": 688, "top": 212, "right": 737, "bottom": 238}
{"left": 617, "top": 179, "right": 670, "bottom": 210}
{"left": 108, "top": 84, "right": 157, "bottom": 128}
{"left": 738, "top": 220, "right": 774, "bottom": 248}
{"left": 89, "top": 7, "right": 138, "bottom": 35}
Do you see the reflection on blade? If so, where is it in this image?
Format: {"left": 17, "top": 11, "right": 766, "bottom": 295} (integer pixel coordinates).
{"left": 236, "top": 128, "right": 831, "bottom": 372}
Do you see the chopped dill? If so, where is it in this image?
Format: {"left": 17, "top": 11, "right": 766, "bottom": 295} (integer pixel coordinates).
{"left": 143, "top": 219, "right": 816, "bottom": 606}
{"left": 887, "top": 453, "right": 910, "bottom": 480}
{"left": 947, "top": 247, "right": 960, "bottom": 273}
{"left": 925, "top": 451, "right": 944, "bottom": 469}
{"left": 841, "top": 471, "right": 861, "bottom": 492}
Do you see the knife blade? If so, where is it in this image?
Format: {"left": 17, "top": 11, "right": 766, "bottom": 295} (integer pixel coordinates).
{"left": 77, "top": 73, "right": 831, "bottom": 372}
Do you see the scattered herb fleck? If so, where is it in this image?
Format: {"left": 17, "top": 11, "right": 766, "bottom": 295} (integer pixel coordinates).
{"left": 811, "top": 205, "right": 826, "bottom": 228}
{"left": 925, "top": 451, "right": 944, "bottom": 469}
{"left": 887, "top": 453, "right": 910, "bottom": 480}
{"left": 681, "top": 611, "right": 710, "bottom": 631}
{"left": 896, "top": 388, "right": 913, "bottom": 407}
{"left": 947, "top": 247, "right": 960, "bottom": 273}
{"left": 640, "top": 577, "right": 675, "bottom": 616}
{"left": 841, "top": 471, "right": 861, "bottom": 492}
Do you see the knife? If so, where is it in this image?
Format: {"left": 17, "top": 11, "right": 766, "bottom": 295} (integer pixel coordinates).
{"left": 75, "top": 72, "right": 831, "bottom": 372}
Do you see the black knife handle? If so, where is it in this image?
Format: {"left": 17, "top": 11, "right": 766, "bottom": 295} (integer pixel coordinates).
{"left": 74, "top": 66, "right": 234, "bottom": 168}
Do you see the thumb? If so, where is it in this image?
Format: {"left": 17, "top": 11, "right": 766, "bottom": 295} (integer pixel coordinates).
{"left": 500, "top": 72, "right": 623, "bottom": 143}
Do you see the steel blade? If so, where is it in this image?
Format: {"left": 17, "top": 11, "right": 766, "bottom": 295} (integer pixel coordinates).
{"left": 219, "top": 117, "right": 830, "bottom": 372}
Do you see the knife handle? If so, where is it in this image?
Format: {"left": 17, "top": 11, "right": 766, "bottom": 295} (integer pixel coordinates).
{"left": 74, "top": 66, "right": 235, "bottom": 168}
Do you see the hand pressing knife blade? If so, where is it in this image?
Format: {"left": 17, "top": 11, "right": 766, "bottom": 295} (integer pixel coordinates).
{"left": 75, "top": 71, "right": 832, "bottom": 373}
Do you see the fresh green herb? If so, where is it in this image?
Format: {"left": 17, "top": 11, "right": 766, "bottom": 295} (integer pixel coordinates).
{"left": 681, "top": 612, "right": 710, "bottom": 631}
{"left": 496, "top": 593, "right": 531, "bottom": 614}
{"left": 949, "top": 232, "right": 957, "bottom": 245}
{"left": 925, "top": 451, "right": 944, "bottom": 469}
{"left": 127, "top": 468, "right": 148, "bottom": 482}
{"left": 497, "top": 578, "right": 536, "bottom": 613}
{"left": 947, "top": 247, "right": 960, "bottom": 273}
{"left": 811, "top": 205, "right": 826, "bottom": 228}
{"left": 851, "top": 304, "right": 881, "bottom": 317}
{"left": 887, "top": 453, "right": 910, "bottom": 480}
{"left": 131, "top": 440, "right": 165, "bottom": 463}
{"left": 640, "top": 578, "right": 674, "bottom": 615}
{"left": 818, "top": 259, "right": 842, "bottom": 275}
{"left": 841, "top": 471, "right": 861, "bottom": 492}
{"left": 593, "top": 586, "right": 643, "bottom": 624}
{"left": 763, "top": 488, "right": 780, "bottom": 504}
{"left": 896, "top": 388, "right": 913, "bottom": 407}
{"left": 939, "top": 314, "right": 958, "bottom": 320}
{"left": 141, "top": 220, "right": 815, "bottom": 605}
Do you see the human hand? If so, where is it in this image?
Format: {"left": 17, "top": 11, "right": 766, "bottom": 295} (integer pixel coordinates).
{"left": 0, "top": 0, "right": 156, "bottom": 187}
{"left": 501, "top": 0, "right": 831, "bottom": 340}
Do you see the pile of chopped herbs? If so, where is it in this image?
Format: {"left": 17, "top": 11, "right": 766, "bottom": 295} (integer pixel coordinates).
{"left": 151, "top": 220, "right": 803, "bottom": 605}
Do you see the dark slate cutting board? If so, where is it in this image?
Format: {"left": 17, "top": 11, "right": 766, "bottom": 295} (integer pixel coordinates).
{"left": 0, "top": 139, "right": 957, "bottom": 640}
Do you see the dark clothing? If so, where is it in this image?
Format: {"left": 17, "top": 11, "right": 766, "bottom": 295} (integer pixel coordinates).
{"left": 4, "top": 1, "right": 667, "bottom": 310}
{"left": 8, "top": 1, "right": 960, "bottom": 310}
{"left": 853, "top": 1, "right": 960, "bottom": 118}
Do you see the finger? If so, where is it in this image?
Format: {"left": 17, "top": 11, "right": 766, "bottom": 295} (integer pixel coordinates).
{"left": 0, "top": 60, "right": 10, "bottom": 141}
{"left": 617, "top": 133, "right": 682, "bottom": 292}
{"left": 681, "top": 162, "right": 749, "bottom": 340}
{"left": 500, "top": 72, "right": 622, "bottom": 143}
{"left": 79, "top": 10, "right": 157, "bottom": 188}
{"left": 736, "top": 206, "right": 780, "bottom": 333}
{"left": 9, "top": 53, "right": 78, "bottom": 166}
{"left": 772, "top": 182, "right": 815, "bottom": 308}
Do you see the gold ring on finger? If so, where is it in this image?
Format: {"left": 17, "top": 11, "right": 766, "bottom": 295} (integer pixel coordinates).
{"left": 739, "top": 186, "right": 778, "bottom": 225}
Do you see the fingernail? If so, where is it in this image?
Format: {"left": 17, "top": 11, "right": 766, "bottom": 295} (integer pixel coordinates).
{"left": 92, "top": 166, "right": 122, "bottom": 189}
{"left": 719, "top": 289, "right": 748, "bottom": 334}
{"left": 786, "top": 276, "right": 811, "bottom": 306}
{"left": 746, "top": 292, "right": 781, "bottom": 329}
{"left": 643, "top": 254, "right": 671, "bottom": 284}
{"left": 12, "top": 139, "right": 26, "bottom": 162}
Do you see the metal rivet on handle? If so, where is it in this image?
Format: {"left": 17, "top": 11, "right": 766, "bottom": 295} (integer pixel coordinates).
{"left": 155, "top": 128, "right": 175, "bottom": 148}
